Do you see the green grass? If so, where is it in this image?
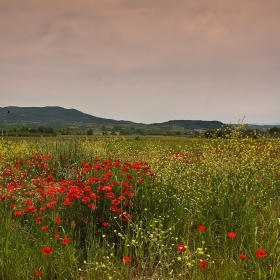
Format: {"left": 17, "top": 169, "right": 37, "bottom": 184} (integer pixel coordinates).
{"left": 0, "top": 131, "right": 279, "bottom": 279}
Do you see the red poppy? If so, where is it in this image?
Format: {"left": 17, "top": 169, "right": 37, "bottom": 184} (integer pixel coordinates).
{"left": 123, "top": 256, "right": 131, "bottom": 262}
{"left": 125, "top": 200, "right": 134, "bottom": 207}
{"left": 62, "top": 237, "right": 70, "bottom": 244}
{"left": 198, "top": 225, "right": 206, "bottom": 232}
{"left": 111, "top": 199, "right": 120, "bottom": 205}
{"left": 42, "top": 246, "right": 52, "bottom": 255}
{"left": 42, "top": 226, "right": 48, "bottom": 231}
{"left": 55, "top": 233, "right": 60, "bottom": 239}
{"left": 35, "top": 269, "right": 42, "bottom": 276}
{"left": 177, "top": 244, "right": 186, "bottom": 252}
{"left": 200, "top": 260, "right": 207, "bottom": 269}
{"left": 82, "top": 196, "right": 91, "bottom": 203}
{"left": 110, "top": 205, "right": 117, "bottom": 212}
{"left": 46, "top": 201, "right": 57, "bottom": 208}
{"left": 55, "top": 216, "right": 61, "bottom": 225}
{"left": 24, "top": 198, "right": 32, "bottom": 205}
{"left": 24, "top": 205, "right": 37, "bottom": 213}
{"left": 255, "top": 249, "right": 267, "bottom": 258}
{"left": 13, "top": 210, "right": 23, "bottom": 216}
{"left": 120, "top": 211, "right": 131, "bottom": 221}
{"left": 239, "top": 254, "right": 248, "bottom": 260}
{"left": 106, "top": 192, "right": 115, "bottom": 198}
{"left": 64, "top": 198, "right": 72, "bottom": 206}
{"left": 88, "top": 203, "right": 96, "bottom": 210}
{"left": 227, "top": 232, "right": 237, "bottom": 238}
{"left": 102, "top": 222, "right": 109, "bottom": 227}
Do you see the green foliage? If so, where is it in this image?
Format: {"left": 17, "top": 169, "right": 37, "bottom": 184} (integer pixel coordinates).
{"left": 205, "top": 126, "right": 265, "bottom": 139}
{"left": 268, "top": 126, "right": 280, "bottom": 137}
{"left": 0, "top": 127, "right": 280, "bottom": 279}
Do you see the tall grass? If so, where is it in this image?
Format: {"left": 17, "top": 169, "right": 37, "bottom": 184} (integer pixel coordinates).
{"left": 0, "top": 131, "right": 279, "bottom": 279}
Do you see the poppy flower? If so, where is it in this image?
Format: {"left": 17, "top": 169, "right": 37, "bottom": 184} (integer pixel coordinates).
{"left": 42, "top": 226, "right": 48, "bottom": 231}
{"left": 35, "top": 269, "right": 42, "bottom": 276}
{"left": 111, "top": 199, "right": 120, "bottom": 205}
{"left": 13, "top": 210, "right": 22, "bottom": 216}
{"left": 125, "top": 200, "right": 134, "bottom": 207}
{"left": 42, "top": 246, "right": 52, "bottom": 255}
{"left": 88, "top": 203, "right": 96, "bottom": 210}
{"left": 200, "top": 260, "right": 207, "bottom": 269}
{"left": 177, "top": 244, "right": 186, "bottom": 252}
{"left": 62, "top": 237, "right": 70, "bottom": 244}
{"left": 123, "top": 256, "right": 131, "bottom": 263}
{"left": 55, "top": 233, "right": 60, "bottom": 239}
{"left": 64, "top": 198, "right": 72, "bottom": 206}
{"left": 106, "top": 192, "right": 115, "bottom": 198}
{"left": 239, "top": 254, "right": 248, "bottom": 260}
{"left": 198, "top": 225, "right": 206, "bottom": 232}
{"left": 120, "top": 211, "right": 131, "bottom": 221}
{"left": 46, "top": 200, "right": 57, "bottom": 208}
{"left": 102, "top": 222, "right": 109, "bottom": 227}
{"left": 110, "top": 205, "right": 117, "bottom": 212}
{"left": 227, "top": 232, "right": 236, "bottom": 238}
{"left": 255, "top": 249, "right": 267, "bottom": 258}
{"left": 24, "top": 205, "right": 37, "bottom": 213}
{"left": 55, "top": 217, "right": 61, "bottom": 225}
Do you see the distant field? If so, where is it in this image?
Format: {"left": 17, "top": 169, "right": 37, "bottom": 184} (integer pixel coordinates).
{"left": 3, "top": 134, "right": 205, "bottom": 144}
{"left": 0, "top": 130, "right": 279, "bottom": 279}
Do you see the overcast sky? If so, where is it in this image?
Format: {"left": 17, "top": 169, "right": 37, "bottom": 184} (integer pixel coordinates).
{"left": 1, "top": 0, "right": 279, "bottom": 124}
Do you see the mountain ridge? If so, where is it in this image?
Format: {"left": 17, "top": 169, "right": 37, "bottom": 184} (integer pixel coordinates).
{"left": 0, "top": 106, "right": 224, "bottom": 130}
{"left": 0, "top": 106, "right": 134, "bottom": 125}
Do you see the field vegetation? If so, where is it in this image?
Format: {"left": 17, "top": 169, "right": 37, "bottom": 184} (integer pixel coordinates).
{"left": 0, "top": 125, "right": 279, "bottom": 279}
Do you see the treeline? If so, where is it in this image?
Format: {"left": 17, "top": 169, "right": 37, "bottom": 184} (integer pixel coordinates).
{"left": 2, "top": 125, "right": 280, "bottom": 138}
{"left": 102, "top": 129, "right": 187, "bottom": 136}
{"left": 1, "top": 125, "right": 200, "bottom": 137}
{"left": 0, "top": 126, "right": 186, "bottom": 137}
{"left": 1, "top": 126, "right": 57, "bottom": 137}
{"left": 0, "top": 126, "right": 103, "bottom": 137}
{"left": 205, "top": 126, "right": 280, "bottom": 139}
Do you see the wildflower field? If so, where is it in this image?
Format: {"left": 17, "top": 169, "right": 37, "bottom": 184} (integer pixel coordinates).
{"left": 0, "top": 129, "right": 280, "bottom": 279}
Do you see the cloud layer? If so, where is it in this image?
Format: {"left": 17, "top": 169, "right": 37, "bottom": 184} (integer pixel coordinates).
{"left": 1, "top": 0, "right": 280, "bottom": 123}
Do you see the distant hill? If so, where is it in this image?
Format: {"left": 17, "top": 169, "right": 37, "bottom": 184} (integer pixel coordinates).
{"left": 1, "top": 106, "right": 279, "bottom": 137}
{"left": 148, "top": 120, "right": 224, "bottom": 130}
{"left": 243, "top": 123, "right": 280, "bottom": 130}
{"left": 0, "top": 106, "right": 133, "bottom": 126}
{"left": 2, "top": 106, "right": 278, "bottom": 137}
{"left": 0, "top": 106, "right": 224, "bottom": 130}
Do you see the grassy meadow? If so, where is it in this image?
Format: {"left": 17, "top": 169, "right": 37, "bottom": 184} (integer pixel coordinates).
{"left": 0, "top": 128, "right": 279, "bottom": 279}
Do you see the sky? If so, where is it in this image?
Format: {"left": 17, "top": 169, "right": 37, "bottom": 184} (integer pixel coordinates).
{"left": 1, "top": 0, "right": 280, "bottom": 124}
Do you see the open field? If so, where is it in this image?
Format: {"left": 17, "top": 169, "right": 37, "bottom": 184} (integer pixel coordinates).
{"left": 0, "top": 130, "right": 280, "bottom": 279}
